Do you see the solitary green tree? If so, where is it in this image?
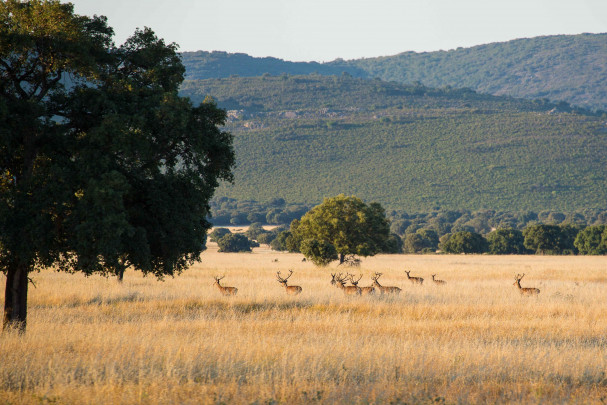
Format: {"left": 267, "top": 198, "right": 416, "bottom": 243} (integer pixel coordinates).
{"left": 0, "top": 1, "right": 234, "bottom": 331}
{"left": 291, "top": 195, "right": 390, "bottom": 265}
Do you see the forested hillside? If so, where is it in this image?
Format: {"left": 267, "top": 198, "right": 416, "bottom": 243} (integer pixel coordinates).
{"left": 181, "top": 33, "right": 607, "bottom": 110}
{"left": 179, "top": 75, "right": 607, "bottom": 212}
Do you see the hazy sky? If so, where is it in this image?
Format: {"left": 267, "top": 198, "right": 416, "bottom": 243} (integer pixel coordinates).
{"left": 69, "top": 0, "right": 607, "bottom": 62}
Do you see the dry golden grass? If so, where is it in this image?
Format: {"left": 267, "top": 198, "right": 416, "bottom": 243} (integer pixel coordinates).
{"left": 1, "top": 244, "right": 607, "bottom": 404}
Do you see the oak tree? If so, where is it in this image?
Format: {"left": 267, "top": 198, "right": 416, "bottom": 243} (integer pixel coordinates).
{"left": 291, "top": 194, "right": 390, "bottom": 265}
{"left": 0, "top": 1, "right": 234, "bottom": 331}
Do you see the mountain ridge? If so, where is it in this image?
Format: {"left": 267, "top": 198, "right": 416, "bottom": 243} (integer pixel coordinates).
{"left": 181, "top": 33, "right": 607, "bottom": 111}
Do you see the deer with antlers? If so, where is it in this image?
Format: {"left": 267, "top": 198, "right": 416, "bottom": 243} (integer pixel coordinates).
{"left": 332, "top": 273, "right": 362, "bottom": 295}
{"left": 213, "top": 275, "right": 238, "bottom": 296}
{"left": 405, "top": 270, "right": 424, "bottom": 285}
{"left": 513, "top": 273, "right": 540, "bottom": 296}
{"left": 349, "top": 274, "right": 375, "bottom": 295}
{"left": 371, "top": 273, "right": 401, "bottom": 295}
{"left": 431, "top": 274, "right": 446, "bottom": 285}
{"left": 276, "top": 270, "right": 303, "bottom": 295}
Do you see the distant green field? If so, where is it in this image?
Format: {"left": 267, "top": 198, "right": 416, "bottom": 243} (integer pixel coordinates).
{"left": 180, "top": 75, "right": 607, "bottom": 212}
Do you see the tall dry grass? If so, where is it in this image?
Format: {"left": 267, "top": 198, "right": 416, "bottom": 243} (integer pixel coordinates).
{"left": 1, "top": 246, "right": 607, "bottom": 404}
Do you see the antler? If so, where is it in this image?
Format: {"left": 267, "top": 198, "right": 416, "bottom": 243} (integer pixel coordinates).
{"left": 277, "top": 270, "right": 294, "bottom": 283}
{"left": 214, "top": 275, "right": 225, "bottom": 282}
{"left": 350, "top": 274, "right": 363, "bottom": 285}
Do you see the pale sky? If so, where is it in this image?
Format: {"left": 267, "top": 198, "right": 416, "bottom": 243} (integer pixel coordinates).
{"left": 69, "top": 0, "right": 607, "bottom": 62}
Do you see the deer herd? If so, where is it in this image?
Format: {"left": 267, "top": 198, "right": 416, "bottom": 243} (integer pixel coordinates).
{"left": 213, "top": 269, "right": 541, "bottom": 297}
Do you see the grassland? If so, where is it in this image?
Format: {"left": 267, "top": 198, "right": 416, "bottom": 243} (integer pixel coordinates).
{"left": 1, "top": 246, "right": 607, "bottom": 404}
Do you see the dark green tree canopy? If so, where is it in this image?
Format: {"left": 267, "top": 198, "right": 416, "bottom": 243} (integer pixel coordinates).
{"left": 440, "top": 231, "right": 488, "bottom": 254}
{"left": 487, "top": 229, "right": 527, "bottom": 254}
{"left": 574, "top": 225, "right": 607, "bottom": 255}
{"left": 299, "top": 239, "right": 338, "bottom": 266}
{"left": 291, "top": 194, "right": 390, "bottom": 264}
{"left": 522, "top": 224, "right": 579, "bottom": 254}
{"left": 209, "top": 228, "right": 232, "bottom": 242}
{"left": 217, "top": 233, "right": 255, "bottom": 253}
{"left": 0, "top": 0, "right": 234, "bottom": 331}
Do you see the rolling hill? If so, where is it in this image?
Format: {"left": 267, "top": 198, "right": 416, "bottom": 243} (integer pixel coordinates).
{"left": 181, "top": 33, "right": 607, "bottom": 111}
{"left": 179, "top": 75, "right": 607, "bottom": 212}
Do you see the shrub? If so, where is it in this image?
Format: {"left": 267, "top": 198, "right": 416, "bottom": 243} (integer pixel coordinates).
{"left": 440, "top": 231, "right": 488, "bottom": 254}
{"left": 217, "top": 233, "right": 255, "bottom": 252}
{"left": 209, "top": 228, "right": 231, "bottom": 242}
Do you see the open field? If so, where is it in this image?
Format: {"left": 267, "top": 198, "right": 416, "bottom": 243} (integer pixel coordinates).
{"left": 1, "top": 246, "right": 607, "bottom": 404}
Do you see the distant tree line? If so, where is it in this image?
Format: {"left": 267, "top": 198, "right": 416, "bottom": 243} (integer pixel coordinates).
{"left": 209, "top": 197, "right": 310, "bottom": 225}
{"left": 210, "top": 198, "right": 607, "bottom": 231}
{"left": 210, "top": 198, "right": 607, "bottom": 256}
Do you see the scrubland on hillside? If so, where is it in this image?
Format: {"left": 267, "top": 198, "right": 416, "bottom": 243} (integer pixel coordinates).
{"left": 1, "top": 247, "right": 606, "bottom": 404}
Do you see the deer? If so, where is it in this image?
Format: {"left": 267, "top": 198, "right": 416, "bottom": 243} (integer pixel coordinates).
{"left": 276, "top": 270, "right": 302, "bottom": 295}
{"left": 513, "top": 273, "right": 540, "bottom": 296}
{"left": 333, "top": 273, "right": 361, "bottom": 296}
{"left": 213, "top": 275, "right": 238, "bottom": 296}
{"left": 349, "top": 274, "right": 375, "bottom": 295}
{"left": 371, "top": 273, "right": 401, "bottom": 295}
{"left": 431, "top": 274, "right": 446, "bottom": 285}
{"left": 405, "top": 270, "right": 424, "bottom": 285}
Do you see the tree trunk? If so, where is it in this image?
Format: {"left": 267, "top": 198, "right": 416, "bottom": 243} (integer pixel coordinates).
{"left": 3, "top": 262, "right": 29, "bottom": 333}
{"left": 117, "top": 268, "right": 124, "bottom": 283}
{"left": 339, "top": 253, "right": 345, "bottom": 264}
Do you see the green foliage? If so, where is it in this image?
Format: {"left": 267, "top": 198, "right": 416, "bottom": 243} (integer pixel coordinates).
{"left": 180, "top": 74, "right": 607, "bottom": 213}
{"left": 256, "top": 232, "right": 276, "bottom": 245}
{"left": 403, "top": 229, "right": 439, "bottom": 253}
{"left": 291, "top": 195, "right": 390, "bottom": 264}
{"left": 0, "top": 1, "right": 234, "bottom": 329}
{"left": 383, "top": 233, "right": 404, "bottom": 254}
{"left": 209, "top": 228, "right": 231, "bottom": 242}
{"left": 245, "top": 222, "right": 266, "bottom": 240}
{"left": 522, "top": 224, "right": 580, "bottom": 254}
{"left": 440, "top": 231, "right": 488, "bottom": 254}
{"left": 574, "top": 225, "right": 607, "bottom": 255}
{"left": 216, "top": 233, "right": 255, "bottom": 253}
{"left": 269, "top": 230, "right": 300, "bottom": 252}
{"left": 299, "top": 239, "right": 338, "bottom": 266}
{"left": 486, "top": 229, "right": 527, "bottom": 254}
{"left": 209, "top": 197, "right": 309, "bottom": 226}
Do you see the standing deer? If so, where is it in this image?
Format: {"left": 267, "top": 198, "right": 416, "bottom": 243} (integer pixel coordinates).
{"left": 431, "top": 274, "right": 446, "bottom": 285}
{"left": 405, "top": 270, "right": 424, "bottom": 285}
{"left": 371, "top": 273, "right": 401, "bottom": 295}
{"left": 213, "top": 275, "right": 238, "bottom": 296}
{"left": 334, "top": 273, "right": 361, "bottom": 296}
{"left": 513, "top": 273, "right": 540, "bottom": 296}
{"left": 276, "top": 270, "right": 303, "bottom": 295}
{"left": 350, "top": 274, "right": 375, "bottom": 295}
